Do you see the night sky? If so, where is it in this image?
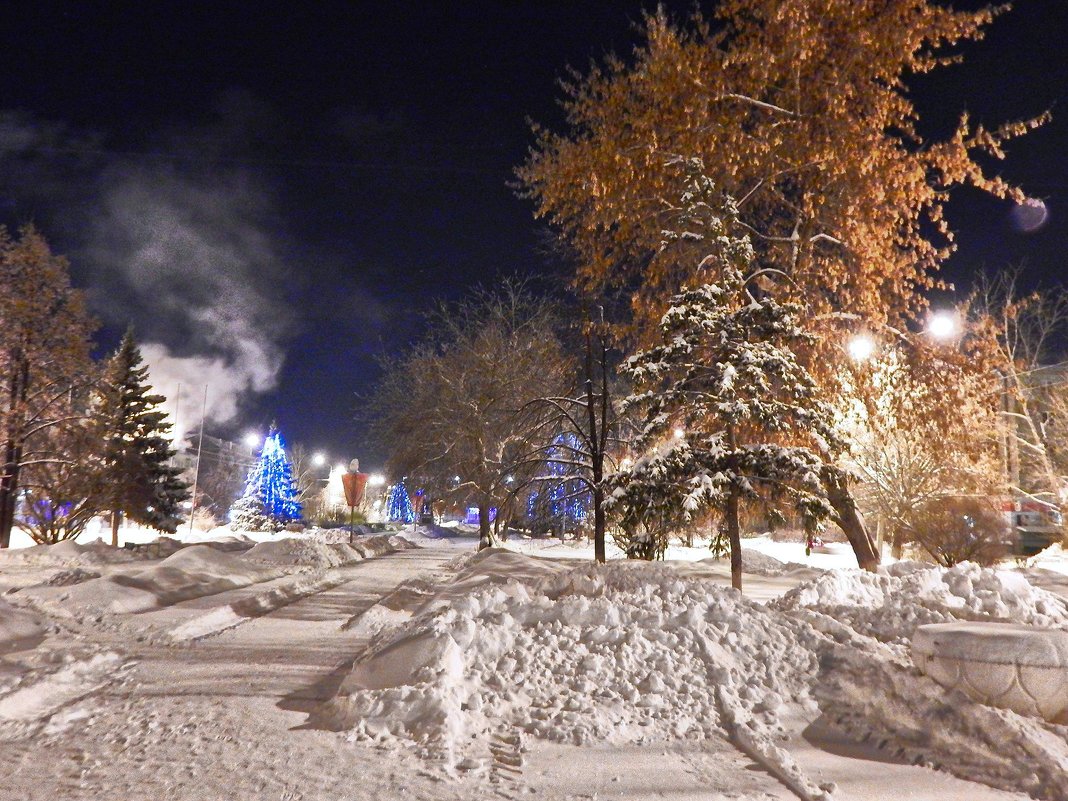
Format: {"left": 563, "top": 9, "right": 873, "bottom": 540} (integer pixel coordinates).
{"left": 1, "top": 1, "right": 1065, "bottom": 470}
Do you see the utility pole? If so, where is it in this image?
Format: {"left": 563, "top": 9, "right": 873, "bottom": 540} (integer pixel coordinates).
{"left": 188, "top": 385, "right": 208, "bottom": 534}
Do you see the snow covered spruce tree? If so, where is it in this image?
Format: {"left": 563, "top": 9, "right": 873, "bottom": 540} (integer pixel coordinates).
{"left": 609, "top": 168, "right": 841, "bottom": 590}
{"left": 99, "top": 329, "right": 188, "bottom": 544}
{"left": 230, "top": 427, "right": 302, "bottom": 532}
{"left": 385, "top": 481, "right": 415, "bottom": 524}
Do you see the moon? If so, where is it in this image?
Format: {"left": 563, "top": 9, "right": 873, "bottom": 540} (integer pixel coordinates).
{"left": 1010, "top": 198, "right": 1049, "bottom": 233}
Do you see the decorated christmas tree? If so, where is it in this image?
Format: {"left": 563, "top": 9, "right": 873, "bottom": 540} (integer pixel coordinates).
{"left": 385, "top": 482, "right": 415, "bottom": 524}
{"left": 527, "top": 432, "right": 590, "bottom": 535}
{"left": 230, "top": 427, "right": 302, "bottom": 532}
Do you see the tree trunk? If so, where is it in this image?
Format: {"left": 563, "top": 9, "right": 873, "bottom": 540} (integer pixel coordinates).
{"left": 0, "top": 359, "right": 28, "bottom": 549}
{"left": 0, "top": 451, "right": 17, "bottom": 549}
{"left": 585, "top": 318, "right": 609, "bottom": 565}
{"left": 726, "top": 484, "right": 742, "bottom": 591}
{"left": 821, "top": 465, "right": 879, "bottom": 572}
{"left": 0, "top": 437, "right": 24, "bottom": 549}
{"left": 477, "top": 503, "right": 494, "bottom": 551}
{"left": 891, "top": 525, "right": 905, "bottom": 560}
{"left": 593, "top": 485, "right": 606, "bottom": 564}
{"left": 111, "top": 510, "right": 122, "bottom": 547}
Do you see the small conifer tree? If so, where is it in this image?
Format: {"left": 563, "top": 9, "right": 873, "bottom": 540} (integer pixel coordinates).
{"left": 609, "top": 166, "right": 841, "bottom": 589}
{"left": 100, "top": 329, "right": 188, "bottom": 543}
{"left": 230, "top": 427, "right": 302, "bottom": 532}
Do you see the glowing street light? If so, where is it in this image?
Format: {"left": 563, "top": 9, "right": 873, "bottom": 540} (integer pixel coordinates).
{"left": 673, "top": 427, "right": 686, "bottom": 439}
{"left": 928, "top": 310, "right": 958, "bottom": 341}
{"left": 368, "top": 473, "right": 386, "bottom": 487}
{"left": 312, "top": 452, "right": 326, "bottom": 467}
{"left": 243, "top": 431, "right": 261, "bottom": 450}
{"left": 847, "top": 335, "right": 876, "bottom": 362}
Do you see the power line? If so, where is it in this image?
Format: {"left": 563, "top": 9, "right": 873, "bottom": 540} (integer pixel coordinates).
{"left": 16, "top": 144, "right": 507, "bottom": 176}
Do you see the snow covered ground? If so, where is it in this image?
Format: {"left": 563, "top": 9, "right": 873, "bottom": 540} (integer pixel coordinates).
{"left": 1, "top": 526, "right": 1067, "bottom": 800}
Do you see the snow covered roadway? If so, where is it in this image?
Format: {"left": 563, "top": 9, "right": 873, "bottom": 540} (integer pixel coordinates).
{"left": 1, "top": 531, "right": 1066, "bottom": 800}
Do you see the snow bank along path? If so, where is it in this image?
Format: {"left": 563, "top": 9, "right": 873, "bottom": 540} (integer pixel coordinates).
{"left": 0, "top": 534, "right": 419, "bottom": 733}
{"left": 168, "top": 535, "right": 419, "bottom": 641}
{"left": 321, "top": 550, "right": 1068, "bottom": 801}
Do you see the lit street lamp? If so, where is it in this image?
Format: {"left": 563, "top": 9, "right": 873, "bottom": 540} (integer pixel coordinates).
{"left": 847, "top": 334, "right": 876, "bottom": 362}
{"left": 928, "top": 310, "right": 958, "bottom": 341}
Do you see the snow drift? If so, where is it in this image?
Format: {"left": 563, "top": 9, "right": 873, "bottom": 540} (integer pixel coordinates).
{"left": 245, "top": 534, "right": 416, "bottom": 568}
{"left": 320, "top": 552, "right": 1068, "bottom": 800}
{"left": 20, "top": 545, "right": 286, "bottom": 616}
{"left": 0, "top": 598, "right": 48, "bottom": 652}
{"left": 0, "top": 538, "right": 138, "bottom": 568}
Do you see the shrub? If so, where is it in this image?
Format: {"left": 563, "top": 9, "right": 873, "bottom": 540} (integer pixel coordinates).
{"left": 908, "top": 496, "right": 1009, "bottom": 567}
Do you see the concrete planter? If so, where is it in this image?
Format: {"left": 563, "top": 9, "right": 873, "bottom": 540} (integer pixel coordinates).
{"left": 912, "top": 622, "right": 1068, "bottom": 722}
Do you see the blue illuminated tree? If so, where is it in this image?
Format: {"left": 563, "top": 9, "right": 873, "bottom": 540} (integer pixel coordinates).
{"left": 229, "top": 427, "right": 302, "bottom": 532}
{"left": 386, "top": 482, "right": 415, "bottom": 524}
{"left": 527, "top": 433, "right": 591, "bottom": 535}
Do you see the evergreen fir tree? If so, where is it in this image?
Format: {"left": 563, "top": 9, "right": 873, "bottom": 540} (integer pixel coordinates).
{"left": 228, "top": 492, "right": 273, "bottom": 533}
{"left": 100, "top": 328, "right": 188, "bottom": 543}
{"left": 609, "top": 167, "right": 841, "bottom": 589}
{"left": 385, "top": 482, "right": 415, "bottom": 524}
{"left": 230, "top": 427, "right": 301, "bottom": 532}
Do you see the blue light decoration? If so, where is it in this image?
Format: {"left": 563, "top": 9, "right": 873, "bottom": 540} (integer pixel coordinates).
{"left": 385, "top": 481, "right": 415, "bottom": 523}
{"left": 464, "top": 507, "right": 497, "bottom": 525}
{"left": 238, "top": 427, "right": 302, "bottom": 525}
{"left": 527, "top": 433, "right": 590, "bottom": 532}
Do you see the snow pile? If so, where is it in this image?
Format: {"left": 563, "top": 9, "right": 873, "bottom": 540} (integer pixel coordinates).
{"left": 773, "top": 561, "right": 1068, "bottom": 643}
{"left": 245, "top": 538, "right": 365, "bottom": 568}
{"left": 321, "top": 553, "right": 1068, "bottom": 800}
{"left": 44, "top": 568, "right": 101, "bottom": 587}
{"left": 22, "top": 545, "right": 285, "bottom": 616}
{"left": 244, "top": 533, "right": 418, "bottom": 568}
{"left": 739, "top": 548, "right": 793, "bottom": 576}
{"left": 321, "top": 552, "right": 832, "bottom": 799}
{"left": 0, "top": 598, "right": 48, "bottom": 651}
{"left": 0, "top": 538, "right": 137, "bottom": 568}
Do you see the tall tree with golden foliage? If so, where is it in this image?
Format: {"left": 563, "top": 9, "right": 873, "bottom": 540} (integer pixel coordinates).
{"left": 0, "top": 227, "right": 97, "bottom": 547}
{"left": 518, "top": 0, "right": 1044, "bottom": 332}
{"left": 518, "top": 0, "right": 1045, "bottom": 568}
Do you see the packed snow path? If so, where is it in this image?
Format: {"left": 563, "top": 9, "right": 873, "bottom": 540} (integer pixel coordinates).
{"left": 0, "top": 547, "right": 465, "bottom": 800}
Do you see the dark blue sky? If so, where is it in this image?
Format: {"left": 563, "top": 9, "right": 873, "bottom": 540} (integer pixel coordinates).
{"left": 0, "top": 1, "right": 1065, "bottom": 469}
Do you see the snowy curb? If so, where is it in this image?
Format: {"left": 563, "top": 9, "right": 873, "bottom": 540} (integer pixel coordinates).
{"left": 168, "top": 570, "right": 350, "bottom": 641}
{"left": 0, "top": 652, "right": 127, "bottom": 736}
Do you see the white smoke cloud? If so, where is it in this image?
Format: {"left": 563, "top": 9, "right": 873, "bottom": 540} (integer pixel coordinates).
{"left": 88, "top": 163, "right": 290, "bottom": 442}
{"left": 0, "top": 103, "right": 293, "bottom": 444}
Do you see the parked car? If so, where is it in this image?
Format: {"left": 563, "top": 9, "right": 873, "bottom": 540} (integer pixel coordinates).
{"left": 1002, "top": 499, "right": 1063, "bottom": 557}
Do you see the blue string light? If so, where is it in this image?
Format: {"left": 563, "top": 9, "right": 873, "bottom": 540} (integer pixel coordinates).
{"left": 527, "top": 433, "right": 590, "bottom": 527}
{"left": 386, "top": 482, "right": 415, "bottom": 523}
{"left": 239, "top": 428, "right": 302, "bottom": 524}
